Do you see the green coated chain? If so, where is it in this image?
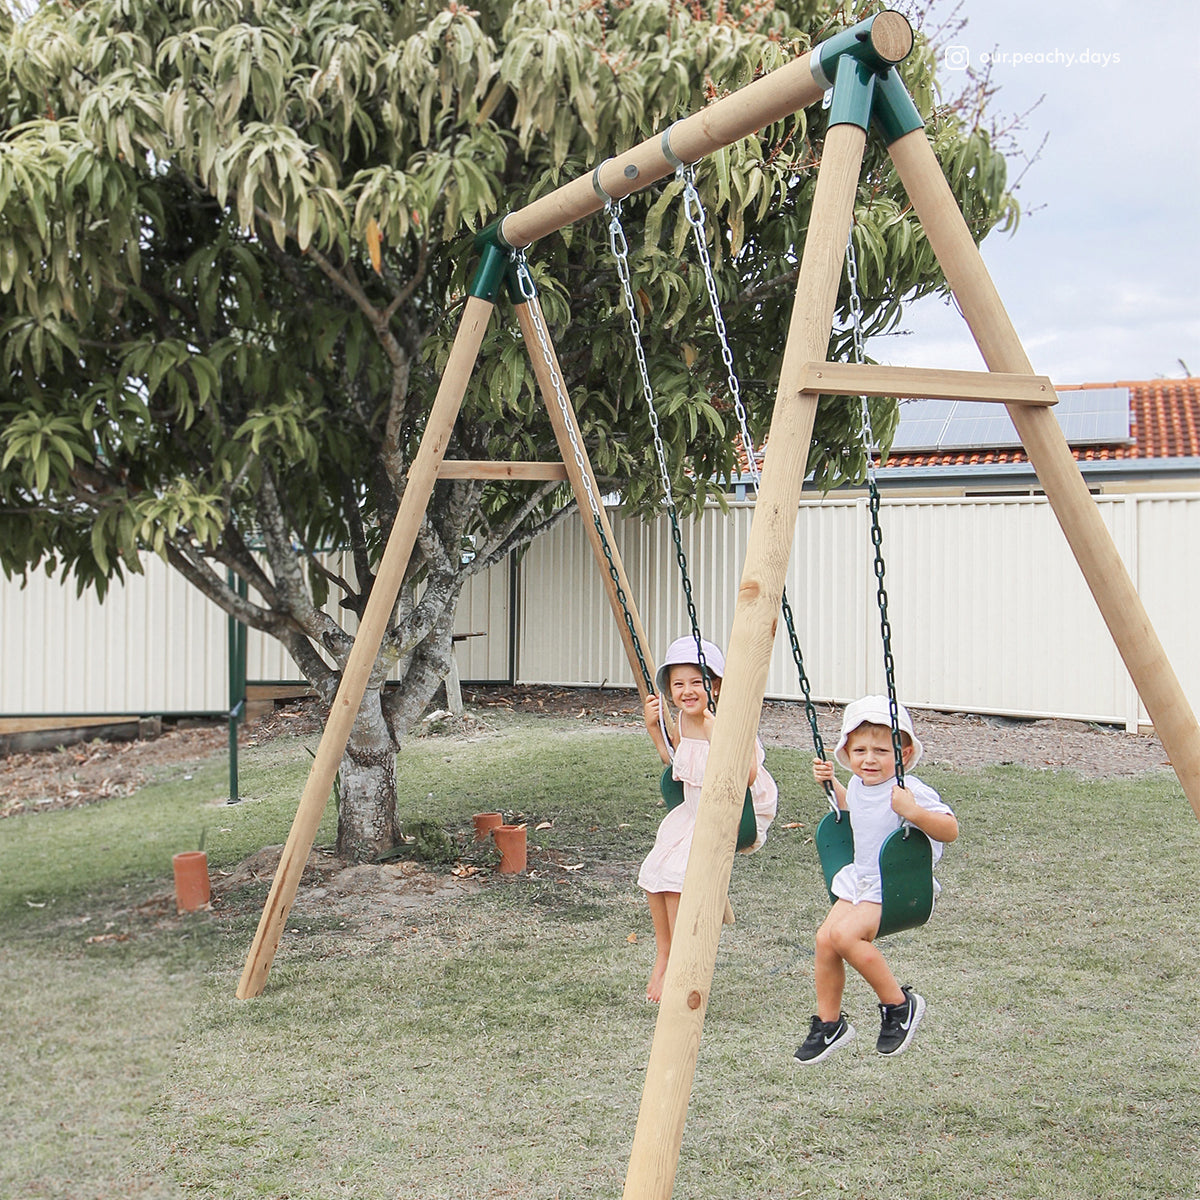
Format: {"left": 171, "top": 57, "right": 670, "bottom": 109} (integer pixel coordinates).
{"left": 607, "top": 195, "right": 714, "bottom": 711}
{"left": 846, "top": 229, "right": 906, "bottom": 789}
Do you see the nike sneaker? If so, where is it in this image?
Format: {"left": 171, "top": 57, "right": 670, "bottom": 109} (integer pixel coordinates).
{"left": 794, "top": 1013, "right": 856, "bottom": 1064}
{"left": 876, "top": 986, "right": 926, "bottom": 1056}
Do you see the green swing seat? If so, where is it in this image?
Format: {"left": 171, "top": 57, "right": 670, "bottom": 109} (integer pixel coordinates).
{"left": 660, "top": 766, "right": 758, "bottom": 852}
{"left": 815, "top": 809, "right": 934, "bottom": 938}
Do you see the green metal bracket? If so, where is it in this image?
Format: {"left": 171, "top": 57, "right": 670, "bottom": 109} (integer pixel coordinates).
{"left": 816, "top": 12, "right": 912, "bottom": 84}
{"left": 870, "top": 67, "right": 925, "bottom": 145}
{"left": 470, "top": 220, "right": 526, "bottom": 305}
{"left": 827, "top": 56, "right": 877, "bottom": 131}
{"left": 815, "top": 11, "right": 924, "bottom": 142}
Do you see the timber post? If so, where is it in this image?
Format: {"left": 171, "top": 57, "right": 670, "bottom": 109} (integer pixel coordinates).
{"left": 887, "top": 129, "right": 1200, "bottom": 819}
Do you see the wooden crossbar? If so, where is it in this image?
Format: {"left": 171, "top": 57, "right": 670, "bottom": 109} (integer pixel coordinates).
{"left": 798, "top": 361, "right": 1058, "bottom": 405}
{"left": 436, "top": 460, "right": 569, "bottom": 480}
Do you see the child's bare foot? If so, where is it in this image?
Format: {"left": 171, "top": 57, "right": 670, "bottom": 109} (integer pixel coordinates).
{"left": 647, "top": 957, "right": 668, "bottom": 1003}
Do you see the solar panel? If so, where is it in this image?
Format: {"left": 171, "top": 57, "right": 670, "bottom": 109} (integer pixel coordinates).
{"left": 1054, "top": 387, "right": 1132, "bottom": 445}
{"left": 889, "top": 388, "right": 1130, "bottom": 453}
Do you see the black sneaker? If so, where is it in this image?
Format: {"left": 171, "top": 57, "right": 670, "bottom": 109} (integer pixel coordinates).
{"left": 876, "top": 986, "right": 926, "bottom": 1056}
{"left": 794, "top": 1013, "right": 856, "bottom": 1064}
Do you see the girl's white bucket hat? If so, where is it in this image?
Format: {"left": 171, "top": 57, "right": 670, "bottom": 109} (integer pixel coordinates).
{"left": 834, "top": 695, "right": 923, "bottom": 770}
{"left": 655, "top": 636, "right": 726, "bottom": 697}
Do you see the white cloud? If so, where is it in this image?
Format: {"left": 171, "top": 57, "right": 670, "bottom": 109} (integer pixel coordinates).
{"left": 875, "top": 0, "right": 1199, "bottom": 385}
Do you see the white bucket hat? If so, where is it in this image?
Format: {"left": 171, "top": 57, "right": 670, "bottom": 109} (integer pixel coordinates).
{"left": 655, "top": 636, "right": 726, "bottom": 697}
{"left": 834, "top": 694, "right": 923, "bottom": 770}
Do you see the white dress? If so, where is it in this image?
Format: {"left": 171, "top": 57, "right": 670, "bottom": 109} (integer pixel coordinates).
{"left": 831, "top": 774, "right": 953, "bottom": 905}
{"left": 637, "top": 734, "right": 778, "bottom": 894}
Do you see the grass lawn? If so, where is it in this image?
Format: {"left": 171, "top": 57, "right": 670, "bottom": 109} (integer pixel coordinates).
{"left": 0, "top": 712, "right": 1197, "bottom": 1199}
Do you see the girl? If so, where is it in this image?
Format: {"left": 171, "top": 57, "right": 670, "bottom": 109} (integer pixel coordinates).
{"left": 637, "top": 636, "right": 778, "bottom": 1002}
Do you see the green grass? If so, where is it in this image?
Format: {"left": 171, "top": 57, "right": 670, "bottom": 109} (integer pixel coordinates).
{"left": 0, "top": 715, "right": 1197, "bottom": 1199}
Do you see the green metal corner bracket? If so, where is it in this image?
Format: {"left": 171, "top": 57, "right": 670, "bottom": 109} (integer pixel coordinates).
{"left": 870, "top": 67, "right": 924, "bottom": 145}
{"left": 827, "top": 56, "right": 877, "bottom": 131}
{"left": 470, "top": 220, "right": 526, "bottom": 305}
{"left": 817, "top": 10, "right": 925, "bottom": 144}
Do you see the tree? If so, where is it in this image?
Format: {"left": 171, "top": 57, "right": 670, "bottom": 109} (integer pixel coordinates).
{"left": 0, "top": 0, "right": 1016, "bottom": 860}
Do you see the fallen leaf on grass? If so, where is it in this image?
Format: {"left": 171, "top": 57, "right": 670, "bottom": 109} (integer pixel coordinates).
{"left": 535, "top": 820, "right": 552, "bottom": 830}
{"left": 85, "top": 932, "right": 130, "bottom": 944}
{"left": 564, "top": 863, "right": 584, "bottom": 872}
{"left": 782, "top": 821, "right": 806, "bottom": 830}
{"left": 627, "top": 932, "right": 638, "bottom": 943}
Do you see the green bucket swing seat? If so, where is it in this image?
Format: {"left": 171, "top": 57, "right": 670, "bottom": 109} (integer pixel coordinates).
{"left": 815, "top": 809, "right": 934, "bottom": 938}
{"left": 660, "top": 767, "right": 758, "bottom": 852}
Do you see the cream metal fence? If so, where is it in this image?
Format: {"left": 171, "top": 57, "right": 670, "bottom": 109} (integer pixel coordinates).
{"left": 515, "top": 494, "right": 1196, "bottom": 731}
{"left": 2, "top": 494, "right": 1195, "bottom": 730}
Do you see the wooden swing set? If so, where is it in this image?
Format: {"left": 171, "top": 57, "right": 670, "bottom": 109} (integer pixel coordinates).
{"left": 236, "top": 11, "right": 1200, "bottom": 1198}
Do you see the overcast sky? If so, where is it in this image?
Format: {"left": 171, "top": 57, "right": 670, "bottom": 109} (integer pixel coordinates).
{"left": 876, "top": 0, "right": 1200, "bottom": 386}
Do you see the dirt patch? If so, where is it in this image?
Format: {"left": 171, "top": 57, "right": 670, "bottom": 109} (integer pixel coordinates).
{"left": 461, "top": 684, "right": 1173, "bottom": 779}
{"left": 2, "top": 686, "right": 1172, "bottom": 819}
{"left": 0, "top": 700, "right": 325, "bottom": 818}
{"left": 9, "top": 685, "right": 1173, "bottom": 947}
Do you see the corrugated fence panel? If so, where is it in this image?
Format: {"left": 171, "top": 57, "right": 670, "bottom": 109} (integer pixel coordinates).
{"left": 454, "top": 557, "right": 511, "bottom": 681}
{"left": 780, "top": 500, "right": 865, "bottom": 703}
{"left": 1135, "top": 495, "right": 1200, "bottom": 727}
{"left": 518, "top": 514, "right": 645, "bottom": 688}
{"left": 4, "top": 495, "right": 1197, "bottom": 726}
{"left": 242, "top": 551, "right": 513, "bottom": 685}
{"left": 0, "top": 556, "right": 227, "bottom": 714}
{"left": 875, "top": 498, "right": 1130, "bottom": 723}
{"left": 509, "top": 493, "right": 1195, "bottom": 727}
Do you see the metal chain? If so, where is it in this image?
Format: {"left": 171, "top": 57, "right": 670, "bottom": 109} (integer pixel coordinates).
{"left": 868, "top": 477, "right": 905, "bottom": 788}
{"left": 678, "top": 166, "right": 747, "bottom": 471}
{"left": 607, "top": 198, "right": 714, "bottom": 711}
{"left": 781, "top": 598, "right": 837, "bottom": 811}
{"left": 680, "top": 165, "right": 832, "bottom": 795}
{"left": 845, "top": 229, "right": 906, "bottom": 788}
{"left": 608, "top": 203, "right": 676, "bottom": 512}
{"left": 515, "top": 252, "right": 655, "bottom": 698}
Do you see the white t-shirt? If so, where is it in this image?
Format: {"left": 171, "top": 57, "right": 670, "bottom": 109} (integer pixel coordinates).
{"left": 831, "top": 774, "right": 953, "bottom": 906}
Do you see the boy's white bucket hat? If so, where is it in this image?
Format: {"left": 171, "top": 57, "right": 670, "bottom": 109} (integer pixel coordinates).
{"left": 834, "top": 695, "right": 923, "bottom": 770}
{"left": 655, "top": 636, "right": 726, "bottom": 697}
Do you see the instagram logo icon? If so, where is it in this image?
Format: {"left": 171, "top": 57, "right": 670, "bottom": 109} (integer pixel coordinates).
{"left": 943, "top": 45, "right": 970, "bottom": 71}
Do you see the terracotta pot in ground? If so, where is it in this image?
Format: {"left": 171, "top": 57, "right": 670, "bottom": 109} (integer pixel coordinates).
{"left": 492, "top": 824, "right": 527, "bottom": 874}
{"left": 473, "top": 811, "right": 504, "bottom": 842}
{"left": 173, "top": 850, "right": 211, "bottom": 912}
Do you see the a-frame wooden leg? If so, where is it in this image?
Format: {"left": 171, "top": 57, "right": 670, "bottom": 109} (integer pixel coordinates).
{"left": 516, "top": 293, "right": 730, "bottom": 924}
{"left": 888, "top": 129, "right": 1200, "bottom": 820}
{"left": 622, "top": 121, "right": 869, "bottom": 1200}
{"left": 236, "top": 295, "right": 497, "bottom": 999}
{"left": 515, "top": 297, "right": 658, "bottom": 704}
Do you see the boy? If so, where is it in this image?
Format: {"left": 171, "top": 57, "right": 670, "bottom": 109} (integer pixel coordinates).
{"left": 795, "top": 696, "right": 958, "bottom": 1064}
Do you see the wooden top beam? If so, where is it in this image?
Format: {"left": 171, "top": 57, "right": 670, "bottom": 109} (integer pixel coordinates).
{"left": 499, "top": 12, "right": 913, "bottom": 250}
{"left": 797, "top": 361, "right": 1058, "bottom": 405}
{"left": 436, "top": 460, "right": 569, "bottom": 481}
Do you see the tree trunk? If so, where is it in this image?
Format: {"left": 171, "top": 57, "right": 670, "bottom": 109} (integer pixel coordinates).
{"left": 335, "top": 684, "right": 402, "bottom": 862}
